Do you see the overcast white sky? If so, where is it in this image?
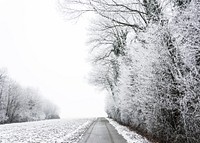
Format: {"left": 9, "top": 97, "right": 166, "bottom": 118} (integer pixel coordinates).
{"left": 0, "top": 0, "right": 106, "bottom": 118}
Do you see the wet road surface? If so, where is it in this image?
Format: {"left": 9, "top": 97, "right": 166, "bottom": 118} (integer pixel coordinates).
{"left": 79, "top": 117, "right": 127, "bottom": 143}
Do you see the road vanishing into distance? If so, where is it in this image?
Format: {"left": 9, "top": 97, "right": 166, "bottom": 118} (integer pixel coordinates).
{"left": 79, "top": 117, "right": 127, "bottom": 143}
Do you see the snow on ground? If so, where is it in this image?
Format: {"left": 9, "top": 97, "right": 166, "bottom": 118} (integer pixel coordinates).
{"left": 107, "top": 118, "right": 151, "bottom": 143}
{"left": 0, "top": 118, "right": 95, "bottom": 143}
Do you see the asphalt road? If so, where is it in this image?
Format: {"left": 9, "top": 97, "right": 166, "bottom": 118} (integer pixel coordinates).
{"left": 79, "top": 117, "right": 127, "bottom": 143}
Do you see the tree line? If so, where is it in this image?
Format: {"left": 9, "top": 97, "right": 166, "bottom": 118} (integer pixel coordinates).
{"left": 0, "top": 69, "right": 60, "bottom": 124}
{"left": 61, "top": 0, "right": 199, "bottom": 142}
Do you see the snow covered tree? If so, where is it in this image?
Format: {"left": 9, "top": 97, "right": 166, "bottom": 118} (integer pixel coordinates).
{"left": 59, "top": 0, "right": 148, "bottom": 30}
{"left": 42, "top": 100, "right": 60, "bottom": 119}
{"left": 0, "top": 68, "right": 59, "bottom": 124}
{"left": 61, "top": 0, "right": 200, "bottom": 142}
{"left": 17, "top": 88, "right": 46, "bottom": 122}
{"left": 0, "top": 69, "right": 8, "bottom": 123}
{"left": 4, "top": 81, "right": 23, "bottom": 123}
{"left": 168, "top": 1, "right": 200, "bottom": 142}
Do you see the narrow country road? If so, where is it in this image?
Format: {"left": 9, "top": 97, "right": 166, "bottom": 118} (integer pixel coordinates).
{"left": 79, "top": 117, "right": 127, "bottom": 143}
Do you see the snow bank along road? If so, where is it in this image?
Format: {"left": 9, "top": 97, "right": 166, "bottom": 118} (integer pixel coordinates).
{"left": 0, "top": 117, "right": 150, "bottom": 143}
{"left": 0, "top": 118, "right": 94, "bottom": 143}
{"left": 79, "top": 117, "right": 150, "bottom": 143}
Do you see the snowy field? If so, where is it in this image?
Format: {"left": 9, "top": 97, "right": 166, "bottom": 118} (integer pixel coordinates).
{"left": 0, "top": 118, "right": 95, "bottom": 143}
{"left": 107, "top": 118, "right": 151, "bottom": 143}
